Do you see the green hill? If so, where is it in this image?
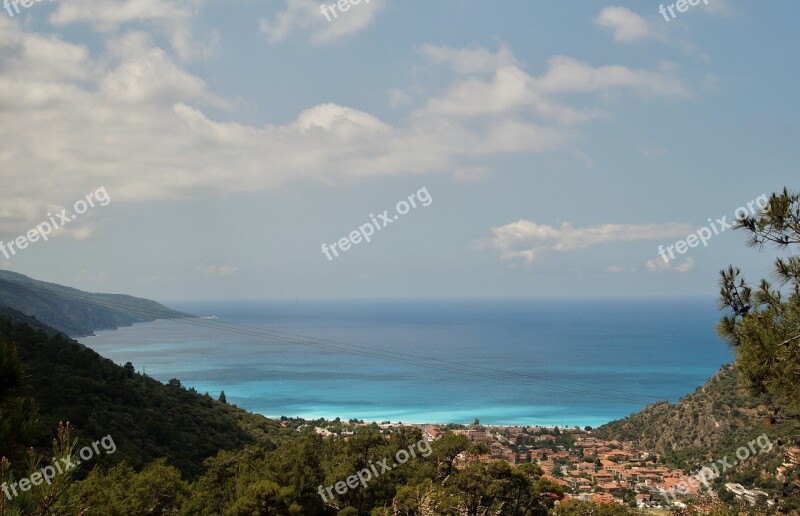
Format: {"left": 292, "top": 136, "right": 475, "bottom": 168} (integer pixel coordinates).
{"left": 0, "top": 270, "right": 186, "bottom": 337}
{"left": 596, "top": 364, "right": 800, "bottom": 482}
{"left": 0, "top": 309, "right": 289, "bottom": 479}
{"left": 596, "top": 365, "right": 758, "bottom": 453}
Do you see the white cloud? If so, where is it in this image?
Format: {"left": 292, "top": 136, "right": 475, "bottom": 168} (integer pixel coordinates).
{"left": 388, "top": 89, "right": 414, "bottom": 108}
{"left": 195, "top": 264, "right": 238, "bottom": 277}
{"left": 675, "top": 257, "right": 696, "bottom": 272}
{"left": 259, "top": 0, "right": 384, "bottom": 44}
{"left": 535, "top": 56, "right": 690, "bottom": 98}
{"left": 646, "top": 256, "right": 695, "bottom": 273}
{"left": 595, "top": 6, "right": 665, "bottom": 43}
{"left": 646, "top": 257, "right": 671, "bottom": 271}
{"left": 419, "top": 43, "right": 519, "bottom": 75}
{"left": 606, "top": 265, "right": 625, "bottom": 273}
{"left": 99, "top": 46, "right": 224, "bottom": 105}
{"left": 452, "top": 166, "right": 493, "bottom": 183}
{"left": 0, "top": 25, "right": 694, "bottom": 237}
{"left": 424, "top": 55, "right": 690, "bottom": 123}
{"left": 49, "top": 0, "right": 216, "bottom": 61}
{"left": 477, "top": 219, "right": 696, "bottom": 264}
{"left": 49, "top": 0, "right": 199, "bottom": 31}
{"left": 68, "top": 226, "right": 96, "bottom": 241}
{"left": 595, "top": 3, "right": 737, "bottom": 52}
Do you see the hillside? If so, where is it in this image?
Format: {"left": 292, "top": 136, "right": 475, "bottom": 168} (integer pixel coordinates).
{"left": 0, "top": 270, "right": 187, "bottom": 336}
{"left": 0, "top": 310, "right": 292, "bottom": 479}
{"left": 596, "top": 364, "right": 800, "bottom": 470}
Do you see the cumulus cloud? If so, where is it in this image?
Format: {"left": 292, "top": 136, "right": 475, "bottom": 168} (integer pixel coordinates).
{"left": 419, "top": 43, "right": 520, "bottom": 75}
{"left": 595, "top": 6, "right": 665, "bottom": 43}
{"left": 477, "top": 219, "right": 696, "bottom": 264}
{"left": 259, "top": 0, "right": 384, "bottom": 44}
{"left": 49, "top": 0, "right": 217, "bottom": 61}
{"left": 0, "top": 22, "right": 693, "bottom": 236}
{"left": 424, "top": 53, "right": 690, "bottom": 123}
{"left": 595, "top": 3, "right": 736, "bottom": 47}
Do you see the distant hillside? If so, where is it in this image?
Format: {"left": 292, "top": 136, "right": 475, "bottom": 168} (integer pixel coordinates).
{"left": 1, "top": 309, "right": 291, "bottom": 479}
{"left": 596, "top": 364, "right": 800, "bottom": 469}
{"left": 0, "top": 270, "right": 186, "bottom": 336}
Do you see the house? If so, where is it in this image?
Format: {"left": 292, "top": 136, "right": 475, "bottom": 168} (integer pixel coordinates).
{"left": 590, "top": 471, "right": 614, "bottom": 482}
{"left": 591, "top": 492, "right": 615, "bottom": 504}
{"left": 423, "top": 425, "right": 442, "bottom": 440}
{"left": 787, "top": 448, "right": 800, "bottom": 466}
{"left": 725, "top": 483, "right": 770, "bottom": 506}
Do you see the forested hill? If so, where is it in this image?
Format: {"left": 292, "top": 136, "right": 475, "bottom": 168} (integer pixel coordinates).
{"left": 0, "top": 270, "right": 186, "bottom": 336}
{"left": 596, "top": 364, "right": 800, "bottom": 469}
{"left": 0, "top": 309, "right": 288, "bottom": 479}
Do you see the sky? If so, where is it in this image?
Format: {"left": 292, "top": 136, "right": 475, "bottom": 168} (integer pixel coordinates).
{"left": 0, "top": 0, "right": 797, "bottom": 302}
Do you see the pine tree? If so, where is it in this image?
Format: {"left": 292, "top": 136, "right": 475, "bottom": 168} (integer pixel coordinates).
{"left": 718, "top": 188, "right": 800, "bottom": 416}
{"left": 0, "top": 336, "right": 37, "bottom": 461}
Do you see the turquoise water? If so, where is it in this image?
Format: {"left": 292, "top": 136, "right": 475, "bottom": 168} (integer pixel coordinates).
{"left": 80, "top": 298, "right": 733, "bottom": 427}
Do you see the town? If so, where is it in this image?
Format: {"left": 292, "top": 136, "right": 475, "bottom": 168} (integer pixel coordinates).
{"left": 298, "top": 419, "right": 799, "bottom": 511}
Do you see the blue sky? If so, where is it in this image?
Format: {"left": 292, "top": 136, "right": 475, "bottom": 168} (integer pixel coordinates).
{"left": 0, "top": 0, "right": 796, "bottom": 301}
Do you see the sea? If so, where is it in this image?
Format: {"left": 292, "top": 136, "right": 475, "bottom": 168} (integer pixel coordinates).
{"left": 79, "top": 298, "right": 733, "bottom": 428}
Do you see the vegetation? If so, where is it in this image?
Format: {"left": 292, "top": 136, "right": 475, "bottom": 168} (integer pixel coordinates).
{"left": 717, "top": 187, "right": 800, "bottom": 511}
{"left": 0, "top": 270, "right": 186, "bottom": 337}
{"left": 551, "top": 500, "right": 638, "bottom": 515}
{"left": 0, "top": 311, "right": 286, "bottom": 481}
{"left": 717, "top": 188, "right": 800, "bottom": 416}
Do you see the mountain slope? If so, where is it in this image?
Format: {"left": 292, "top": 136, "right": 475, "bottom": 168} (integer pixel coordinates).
{"left": 0, "top": 270, "right": 186, "bottom": 336}
{"left": 596, "top": 364, "right": 800, "bottom": 468}
{"left": 1, "top": 309, "right": 291, "bottom": 479}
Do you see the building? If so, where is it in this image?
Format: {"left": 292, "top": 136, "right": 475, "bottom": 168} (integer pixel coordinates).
{"left": 787, "top": 448, "right": 800, "bottom": 466}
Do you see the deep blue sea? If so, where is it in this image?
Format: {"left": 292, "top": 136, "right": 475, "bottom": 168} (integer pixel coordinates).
{"left": 79, "top": 298, "right": 733, "bottom": 427}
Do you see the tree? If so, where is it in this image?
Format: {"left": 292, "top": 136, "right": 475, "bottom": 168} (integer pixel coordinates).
{"left": 68, "top": 458, "right": 189, "bottom": 514}
{"left": 430, "top": 433, "right": 470, "bottom": 479}
{"left": 717, "top": 188, "right": 800, "bottom": 415}
{"left": 0, "top": 336, "right": 37, "bottom": 461}
{"left": 553, "top": 499, "right": 638, "bottom": 515}
{"left": 447, "top": 460, "right": 563, "bottom": 515}
{"left": 218, "top": 391, "right": 227, "bottom": 404}
{"left": 2, "top": 422, "right": 80, "bottom": 515}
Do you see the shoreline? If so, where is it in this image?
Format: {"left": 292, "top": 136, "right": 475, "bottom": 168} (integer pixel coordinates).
{"left": 262, "top": 413, "right": 609, "bottom": 429}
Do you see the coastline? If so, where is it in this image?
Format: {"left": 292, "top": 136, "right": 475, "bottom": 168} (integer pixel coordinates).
{"left": 80, "top": 298, "right": 728, "bottom": 432}
{"left": 260, "top": 412, "right": 614, "bottom": 429}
